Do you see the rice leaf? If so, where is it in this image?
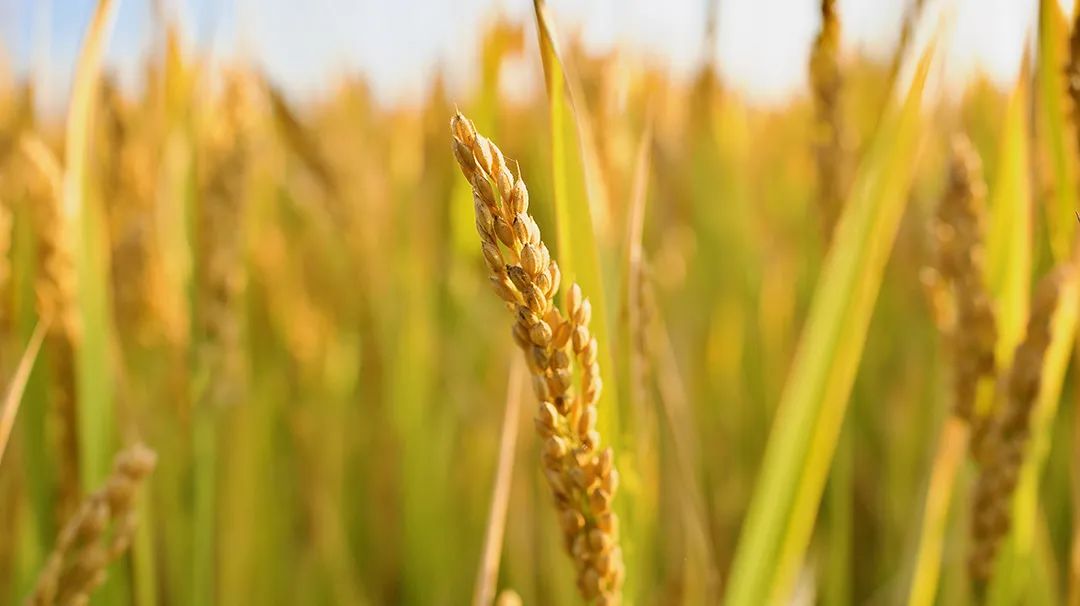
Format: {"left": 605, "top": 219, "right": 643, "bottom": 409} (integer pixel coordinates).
{"left": 533, "top": 0, "right": 632, "bottom": 594}
{"left": 1036, "top": 0, "right": 1077, "bottom": 262}
{"left": 531, "top": 0, "right": 620, "bottom": 492}
{"left": 65, "top": 0, "right": 120, "bottom": 488}
{"left": 985, "top": 59, "right": 1032, "bottom": 372}
{"left": 0, "top": 319, "right": 48, "bottom": 465}
{"left": 906, "top": 417, "right": 971, "bottom": 606}
{"left": 723, "top": 44, "right": 934, "bottom": 606}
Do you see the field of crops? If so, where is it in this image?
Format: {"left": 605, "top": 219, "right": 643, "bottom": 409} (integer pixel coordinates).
{"left": 2, "top": 0, "right": 1080, "bottom": 604}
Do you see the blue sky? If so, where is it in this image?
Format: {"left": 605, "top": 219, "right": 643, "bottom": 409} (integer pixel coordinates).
{"left": 0, "top": 0, "right": 1056, "bottom": 114}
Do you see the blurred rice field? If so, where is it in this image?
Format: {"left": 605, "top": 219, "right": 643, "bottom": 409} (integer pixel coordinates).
{"left": 2, "top": 0, "right": 1080, "bottom": 605}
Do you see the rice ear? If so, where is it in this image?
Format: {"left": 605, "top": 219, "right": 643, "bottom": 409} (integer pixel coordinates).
{"left": 452, "top": 113, "right": 624, "bottom": 602}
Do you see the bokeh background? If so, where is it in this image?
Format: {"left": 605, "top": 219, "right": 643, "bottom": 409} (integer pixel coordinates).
{"left": 1, "top": 1, "right": 1078, "bottom": 605}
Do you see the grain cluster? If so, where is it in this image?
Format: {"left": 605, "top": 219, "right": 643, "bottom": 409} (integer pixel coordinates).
{"left": 451, "top": 112, "right": 624, "bottom": 603}
{"left": 969, "top": 270, "right": 1065, "bottom": 581}
{"left": 27, "top": 443, "right": 157, "bottom": 606}
{"left": 195, "top": 75, "right": 252, "bottom": 406}
{"left": 930, "top": 136, "right": 996, "bottom": 425}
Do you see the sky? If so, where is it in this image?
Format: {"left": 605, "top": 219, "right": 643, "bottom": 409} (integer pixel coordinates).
{"left": 0, "top": 0, "right": 1060, "bottom": 114}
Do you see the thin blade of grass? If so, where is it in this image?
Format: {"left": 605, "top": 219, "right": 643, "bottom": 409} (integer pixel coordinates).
{"left": 985, "top": 58, "right": 1033, "bottom": 372}
{"left": 906, "top": 417, "right": 971, "bottom": 606}
{"left": 533, "top": 1, "right": 634, "bottom": 594}
{"left": 648, "top": 279, "right": 722, "bottom": 600}
{"left": 723, "top": 44, "right": 934, "bottom": 606}
{"left": 623, "top": 117, "right": 651, "bottom": 392}
{"left": 472, "top": 357, "right": 525, "bottom": 606}
{"left": 65, "top": 3, "right": 127, "bottom": 604}
{"left": 66, "top": 0, "right": 120, "bottom": 488}
{"left": 0, "top": 319, "right": 48, "bottom": 465}
{"left": 1036, "top": 0, "right": 1077, "bottom": 262}
{"left": 532, "top": 0, "right": 615, "bottom": 424}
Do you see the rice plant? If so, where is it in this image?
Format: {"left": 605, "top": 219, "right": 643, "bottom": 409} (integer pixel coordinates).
{"left": 0, "top": 1, "right": 1078, "bottom": 605}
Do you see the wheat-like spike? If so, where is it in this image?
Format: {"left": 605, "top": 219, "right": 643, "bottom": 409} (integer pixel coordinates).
{"left": 809, "top": 0, "right": 847, "bottom": 241}
{"left": 195, "top": 73, "right": 252, "bottom": 406}
{"left": 27, "top": 442, "right": 157, "bottom": 606}
{"left": 1, "top": 86, "right": 34, "bottom": 339}
{"left": 494, "top": 589, "right": 523, "bottom": 606}
{"left": 22, "top": 139, "right": 80, "bottom": 346}
{"left": 451, "top": 112, "right": 624, "bottom": 603}
{"left": 18, "top": 135, "right": 82, "bottom": 523}
{"left": 931, "top": 136, "right": 996, "bottom": 428}
{"left": 968, "top": 268, "right": 1066, "bottom": 582}
{"left": 100, "top": 80, "right": 172, "bottom": 344}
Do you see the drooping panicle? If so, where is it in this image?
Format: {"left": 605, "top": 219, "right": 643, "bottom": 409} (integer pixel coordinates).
{"left": 969, "top": 268, "right": 1066, "bottom": 582}
{"left": 28, "top": 443, "right": 157, "bottom": 606}
{"left": 932, "top": 136, "right": 996, "bottom": 425}
{"left": 451, "top": 112, "right": 624, "bottom": 603}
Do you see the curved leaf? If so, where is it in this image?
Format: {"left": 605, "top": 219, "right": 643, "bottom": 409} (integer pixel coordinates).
{"left": 724, "top": 44, "right": 934, "bottom": 606}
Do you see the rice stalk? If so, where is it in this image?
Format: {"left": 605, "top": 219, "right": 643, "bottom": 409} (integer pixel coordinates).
{"left": 887, "top": 0, "right": 927, "bottom": 87}
{"left": 0, "top": 319, "right": 48, "bottom": 466}
{"left": 642, "top": 272, "right": 720, "bottom": 600}
{"left": 473, "top": 357, "right": 525, "bottom": 606}
{"left": 452, "top": 112, "right": 624, "bottom": 603}
{"left": 1067, "top": 29, "right": 1080, "bottom": 606}
{"left": 905, "top": 416, "right": 970, "bottom": 606}
{"left": 61, "top": 0, "right": 121, "bottom": 514}
{"left": 810, "top": 4, "right": 856, "bottom": 586}
{"left": 1037, "top": 0, "right": 1076, "bottom": 261}
{"left": 26, "top": 442, "right": 156, "bottom": 606}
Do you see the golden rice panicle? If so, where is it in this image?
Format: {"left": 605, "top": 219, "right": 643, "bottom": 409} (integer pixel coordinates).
{"left": 19, "top": 139, "right": 82, "bottom": 522}
{"left": 0, "top": 92, "right": 27, "bottom": 336}
{"left": 195, "top": 73, "right": 253, "bottom": 406}
{"left": 99, "top": 80, "right": 171, "bottom": 344}
{"left": 932, "top": 136, "right": 996, "bottom": 423}
{"left": 28, "top": 443, "right": 157, "bottom": 606}
{"left": 450, "top": 112, "right": 624, "bottom": 603}
{"left": 25, "top": 150, "right": 80, "bottom": 346}
{"left": 969, "top": 267, "right": 1066, "bottom": 582}
{"left": 809, "top": 0, "right": 846, "bottom": 240}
